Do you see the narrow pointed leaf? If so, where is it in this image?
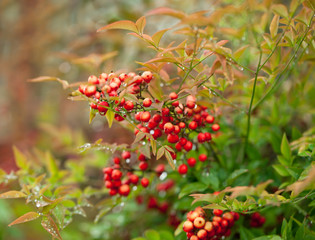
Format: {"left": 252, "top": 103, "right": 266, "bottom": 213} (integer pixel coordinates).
{"left": 281, "top": 133, "right": 291, "bottom": 161}
{"left": 41, "top": 215, "right": 62, "bottom": 240}
{"left": 146, "top": 7, "right": 186, "bottom": 19}
{"left": 157, "top": 147, "right": 165, "bottom": 160}
{"left": 97, "top": 20, "right": 138, "bottom": 33}
{"left": 164, "top": 150, "right": 175, "bottom": 170}
{"left": 28, "top": 76, "right": 69, "bottom": 89}
{"left": 105, "top": 109, "right": 115, "bottom": 128}
{"left": 152, "top": 28, "right": 170, "bottom": 46}
{"left": 135, "top": 16, "right": 146, "bottom": 34}
{"left": 270, "top": 14, "right": 280, "bottom": 38}
{"left": 8, "top": 212, "right": 40, "bottom": 226}
{"left": 13, "top": 146, "right": 29, "bottom": 170}
{"left": 0, "top": 190, "right": 27, "bottom": 199}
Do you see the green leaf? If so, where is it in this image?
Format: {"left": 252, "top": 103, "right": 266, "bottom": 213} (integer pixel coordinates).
{"left": 179, "top": 182, "right": 208, "bottom": 198}
{"left": 132, "top": 238, "right": 146, "bottom": 240}
{"left": 227, "top": 169, "right": 248, "bottom": 185}
{"left": 159, "top": 231, "right": 175, "bottom": 240}
{"left": 12, "top": 146, "right": 29, "bottom": 170}
{"left": 8, "top": 212, "right": 40, "bottom": 226}
{"left": 174, "top": 221, "right": 184, "bottom": 236}
{"left": 281, "top": 133, "right": 291, "bottom": 161}
{"left": 233, "top": 45, "right": 249, "bottom": 60}
{"left": 295, "top": 224, "right": 306, "bottom": 239}
{"left": 0, "top": 190, "right": 27, "bottom": 199}
{"left": 41, "top": 215, "right": 62, "bottom": 240}
{"left": 273, "top": 164, "right": 290, "bottom": 177}
{"left": 105, "top": 109, "right": 115, "bottom": 128}
{"left": 133, "top": 132, "right": 146, "bottom": 144}
{"left": 144, "top": 230, "right": 160, "bottom": 240}
{"left": 46, "top": 151, "right": 58, "bottom": 177}
{"left": 253, "top": 235, "right": 282, "bottom": 240}
{"left": 97, "top": 20, "right": 138, "bottom": 33}
{"left": 271, "top": 4, "right": 289, "bottom": 19}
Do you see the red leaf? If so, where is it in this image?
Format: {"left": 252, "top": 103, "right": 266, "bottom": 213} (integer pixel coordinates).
{"left": 8, "top": 212, "right": 40, "bottom": 226}
{"left": 41, "top": 215, "right": 62, "bottom": 240}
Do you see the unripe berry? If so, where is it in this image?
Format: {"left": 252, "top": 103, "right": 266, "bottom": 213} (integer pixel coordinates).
{"left": 204, "top": 221, "right": 213, "bottom": 232}
{"left": 141, "top": 71, "right": 153, "bottom": 83}
{"left": 169, "top": 92, "right": 178, "bottom": 100}
{"left": 84, "top": 85, "right": 97, "bottom": 97}
{"left": 124, "top": 101, "right": 134, "bottom": 111}
{"left": 187, "top": 211, "right": 199, "bottom": 222}
{"left": 190, "top": 235, "right": 199, "bottom": 240}
{"left": 183, "top": 221, "right": 194, "bottom": 232}
{"left": 188, "top": 121, "right": 198, "bottom": 130}
{"left": 194, "top": 217, "right": 205, "bottom": 228}
{"left": 119, "top": 184, "right": 130, "bottom": 196}
{"left": 99, "top": 73, "right": 108, "bottom": 82}
{"left": 122, "top": 151, "right": 131, "bottom": 160}
{"left": 197, "top": 229, "right": 207, "bottom": 239}
{"left": 143, "top": 98, "right": 152, "bottom": 107}
{"left": 139, "top": 161, "right": 148, "bottom": 171}
{"left": 187, "top": 157, "right": 197, "bottom": 167}
{"left": 140, "top": 111, "right": 151, "bottom": 122}
{"left": 164, "top": 122, "right": 174, "bottom": 134}
{"left": 88, "top": 75, "right": 99, "bottom": 85}
{"left": 198, "top": 154, "right": 207, "bottom": 162}
{"left": 212, "top": 124, "right": 220, "bottom": 131}
{"left": 222, "top": 212, "right": 234, "bottom": 222}
{"left": 178, "top": 164, "right": 188, "bottom": 175}
{"left": 140, "top": 177, "right": 149, "bottom": 187}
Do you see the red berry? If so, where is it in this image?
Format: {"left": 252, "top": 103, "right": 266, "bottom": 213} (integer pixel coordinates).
{"left": 143, "top": 98, "right": 152, "bottom": 107}
{"left": 139, "top": 161, "right": 148, "bottom": 171}
{"left": 213, "top": 209, "right": 223, "bottom": 216}
{"left": 178, "top": 164, "right": 188, "bottom": 175}
{"left": 129, "top": 174, "right": 139, "bottom": 184}
{"left": 119, "top": 184, "right": 130, "bottom": 196}
{"left": 173, "top": 125, "right": 180, "bottom": 134}
{"left": 162, "top": 108, "right": 170, "bottom": 116}
{"left": 204, "top": 221, "right": 213, "bottom": 232}
{"left": 198, "top": 154, "right": 207, "bottom": 162}
{"left": 152, "top": 129, "right": 162, "bottom": 139}
{"left": 88, "top": 75, "right": 99, "bottom": 85}
{"left": 97, "top": 101, "right": 109, "bottom": 113}
{"left": 122, "top": 151, "right": 131, "bottom": 159}
{"left": 141, "top": 71, "right": 153, "bottom": 83}
{"left": 109, "top": 188, "right": 118, "bottom": 196}
{"left": 124, "top": 101, "right": 134, "bottom": 111}
{"left": 204, "top": 132, "right": 212, "bottom": 141}
{"left": 138, "top": 154, "right": 146, "bottom": 161}
{"left": 84, "top": 85, "right": 97, "bottom": 97}
{"left": 212, "top": 124, "right": 220, "bottom": 131}
{"left": 103, "top": 167, "right": 113, "bottom": 175}
{"left": 169, "top": 92, "right": 178, "bottom": 100}
{"left": 187, "top": 157, "right": 197, "bottom": 167}
{"left": 172, "top": 101, "right": 179, "bottom": 107}
{"left": 140, "top": 111, "right": 151, "bottom": 122}
{"left": 105, "top": 181, "right": 113, "bottom": 189}
{"left": 141, "top": 178, "right": 149, "bottom": 187}
{"left": 179, "top": 122, "right": 186, "bottom": 129}
{"left": 111, "top": 169, "right": 122, "bottom": 180}
{"left": 179, "top": 137, "right": 187, "bottom": 146}
{"left": 113, "top": 157, "right": 120, "bottom": 164}
{"left": 164, "top": 122, "right": 174, "bottom": 134}
{"left": 194, "top": 217, "right": 205, "bottom": 228}
{"left": 186, "top": 101, "right": 195, "bottom": 109}
{"left": 206, "top": 115, "right": 215, "bottom": 123}
{"left": 152, "top": 114, "right": 162, "bottom": 123}
{"left": 188, "top": 121, "right": 198, "bottom": 130}
{"left": 175, "top": 142, "right": 182, "bottom": 151}
{"left": 167, "top": 134, "right": 179, "bottom": 143}
{"left": 197, "top": 229, "right": 207, "bottom": 239}
{"left": 155, "top": 164, "right": 165, "bottom": 174}
{"left": 183, "top": 221, "right": 194, "bottom": 232}
{"left": 184, "top": 141, "right": 193, "bottom": 151}
{"left": 197, "top": 133, "right": 206, "bottom": 143}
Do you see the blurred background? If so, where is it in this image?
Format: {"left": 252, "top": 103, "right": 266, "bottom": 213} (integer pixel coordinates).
{"left": 0, "top": 0, "right": 218, "bottom": 239}
{"left": 0, "top": 0, "right": 215, "bottom": 171}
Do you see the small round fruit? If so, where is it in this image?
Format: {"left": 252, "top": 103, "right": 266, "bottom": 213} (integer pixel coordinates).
{"left": 187, "top": 157, "right": 197, "bottom": 167}
{"left": 97, "top": 101, "right": 109, "bottom": 113}
{"left": 140, "top": 111, "right": 151, "bottom": 122}
{"left": 143, "top": 98, "right": 152, "bottom": 107}
{"left": 212, "top": 124, "right": 220, "bottom": 131}
{"left": 206, "top": 115, "right": 215, "bottom": 123}
{"left": 197, "top": 229, "right": 207, "bottom": 239}
{"left": 140, "top": 178, "right": 149, "bottom": 187}
{"left": 84, "top": 85, "right": 97, "bottom": 97}
{"left": 119, "top": 184, "right": 130, "bottom": 196}
{"left": 204, "top": 221, "right": 213, "bottom": 232}
{"left": 139, "top": 161, "right": 148, "bottom": 171}
{"left": 198, "top": 154, "right": 207, "bottom": 162}
{"left": 178, "top": 164, "right": 188, "bottom": 175}
{"left": 213, "top": 209, "right": 223, "bottom": 216}
{"left": 111, "top": 169, "right": 122, "bottom": 180}
{"left": 197, "top": 133, "right": 206, "bottom": 143}
{"left": 167, "top": 134, "right": 179, "bottom": 143}
{"left": 194, "top": 217, "right": 205, "bottom": 228}
{"left": 183, "top": 221, "right": 194, "bottom": 232}
{"left": 164, "top": 122, "right": 174, "bottom": 134}
{"left": 188, "top": 121, "right": 198, "bottom": 130}
{"left": 122, "top": 151, "right": 131, "bottom": 160}
{"left": 124, "top": 101, "right": 134, "bottom": 111}
{"left": 141, "top": 71, "right": 153, "bottom": 83}
{"left": 184, "top": 141, "right": 193, "bottom": 151}
{"left": 169, "top": 92, "right": 178, "bottom": 100}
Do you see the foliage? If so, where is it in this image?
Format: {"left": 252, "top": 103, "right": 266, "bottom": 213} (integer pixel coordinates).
{"left": 1, "top": 0, "right": 315, "bottom": 239}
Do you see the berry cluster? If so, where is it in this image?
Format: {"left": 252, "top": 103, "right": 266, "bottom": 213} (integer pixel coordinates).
{"left": 249, "top": 212, "right": 265, "bottom": 228}
{"left": 102, "top": 151, "right": 153, "bottom": 197}
{"left": 183, "top": 207, "right": 239, "bottom": 240}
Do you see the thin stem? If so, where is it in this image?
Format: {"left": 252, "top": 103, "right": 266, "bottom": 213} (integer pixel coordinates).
{"left": 244, "top": 50, "right": 263, "bottom": 157}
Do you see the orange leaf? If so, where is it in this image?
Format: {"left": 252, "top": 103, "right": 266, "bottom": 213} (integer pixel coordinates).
{"left": 97, "top": 20, "right": 138, "bottom": 33}
{"left": 41, "top": 215, "right": 62, "bottom": 240}
{"left": 146, "top": 7, "right": 186, "bottom": 19}
{"left": 8, "top": 212, "right": 40, "bottom": 226}
{"left": 152, "top": 28, "right": 170, "bottom": 46}
{"left": 0, "top": 190, "right": 27, "bottom": 199}
{"left": 135, "top": 16, "right": 146, "bottom": 34}
{"left": 28, "top": 76, "right": 69, "bottom": 89}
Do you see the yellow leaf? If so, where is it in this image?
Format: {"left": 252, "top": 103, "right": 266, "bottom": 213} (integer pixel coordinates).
{"left": 270, "top": 14, "right": 280, "bottom": 38}
{"left": 105, "top": 109, "right": 115, "bottom": 128}
{"left": 152, "top": 28, "right": 170, "bottom": 46}
{"left": 135, "top": 16, "right": 146, "bottom": 34}
{"left": 0, "top": 190, "right": 27, "bottom": 199}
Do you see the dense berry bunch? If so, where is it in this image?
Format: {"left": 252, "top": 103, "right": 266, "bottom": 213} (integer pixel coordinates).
{"left": 249, "top": 212, "right": 266, "bottom": 228}
{"left": 183, "top": 207, "right": 239, "bottom": 240}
